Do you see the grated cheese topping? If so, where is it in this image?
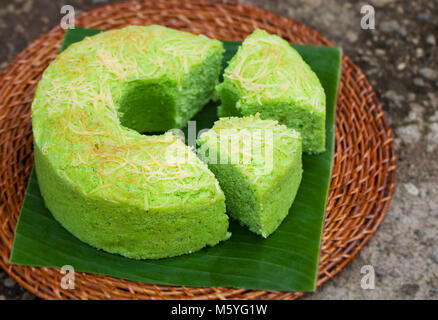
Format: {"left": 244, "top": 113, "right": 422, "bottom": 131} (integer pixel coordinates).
{"left": 222, "top": 29, "right": 325, "bottom": 112}
{"left": 198, "top": 114, "right": 301, "bottom": 184}
{"left": 32, "top": 25, "right": 224, "bottom": 210}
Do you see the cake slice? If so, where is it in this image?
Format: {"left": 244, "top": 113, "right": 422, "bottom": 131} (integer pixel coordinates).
{"left": 217, "top": 29, "right": 326, "bottom": 154}
{"left": 198, "top": 115, "right": 302, "bottom": 237}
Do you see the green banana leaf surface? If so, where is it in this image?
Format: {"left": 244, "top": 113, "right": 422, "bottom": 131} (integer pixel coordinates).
{"left": 9, "top": 27, "right": 342, "bottom": 292}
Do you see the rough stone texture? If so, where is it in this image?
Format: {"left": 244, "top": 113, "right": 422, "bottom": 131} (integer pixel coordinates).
{"left": 0, "top": 0, "right": 437, "bottom": 300}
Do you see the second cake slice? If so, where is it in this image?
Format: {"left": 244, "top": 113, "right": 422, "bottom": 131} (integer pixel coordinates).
{"left": 217, "top": 29, "right": 326, "bottom": 154}
{"left": 198, "top": 115, "right": 302, "bottom": 237}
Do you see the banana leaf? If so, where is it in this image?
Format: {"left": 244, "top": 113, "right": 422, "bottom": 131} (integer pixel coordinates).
{"left": 9, "top": 27, "right": 342, "bottom": 292}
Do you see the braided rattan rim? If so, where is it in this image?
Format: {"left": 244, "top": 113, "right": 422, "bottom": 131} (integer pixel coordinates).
{"left": 0, "top": 0, "right": 396, "bottom": 300}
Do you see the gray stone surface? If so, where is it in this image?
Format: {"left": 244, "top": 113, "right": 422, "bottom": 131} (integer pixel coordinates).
{"left": 0, "top": 0, "right": 437, "bottom": 300}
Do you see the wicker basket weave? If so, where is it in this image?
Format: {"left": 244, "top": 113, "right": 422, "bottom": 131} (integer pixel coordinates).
{"left": 0, "top": 0, "right": 396, "bottom": 300}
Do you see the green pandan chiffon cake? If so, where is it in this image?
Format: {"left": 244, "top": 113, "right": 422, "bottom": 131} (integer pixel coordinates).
{"left": 32, "top": 25, "right": 230, "bottom": 259}
{"left": 31, "top": 25, "right": 325, "bottom": 259}
{"left": 198, "top": 114, "right": 303, "bottom": 237}
{"left": 217, "top": 29, "right": 326, "bottom": 154}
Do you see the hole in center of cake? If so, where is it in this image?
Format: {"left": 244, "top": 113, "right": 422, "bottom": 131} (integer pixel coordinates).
{"left": 117, "top": 79, "right": 176, "bottom": 134}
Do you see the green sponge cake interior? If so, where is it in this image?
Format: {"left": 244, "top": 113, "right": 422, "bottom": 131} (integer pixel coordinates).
{"left": 198, "top": 115, "right": 303, "bottom": 237}
{"left": 217, "top": 29, "right": 326, "bottom": 154}
{"left": 32, "top": 25, "right": 229, "bottom": 259}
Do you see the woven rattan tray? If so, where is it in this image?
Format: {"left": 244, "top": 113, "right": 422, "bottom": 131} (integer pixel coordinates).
{"left": 0, "top": 0, "right": 396, "bottom": 300}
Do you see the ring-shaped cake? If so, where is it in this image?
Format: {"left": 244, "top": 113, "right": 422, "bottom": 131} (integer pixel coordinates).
{"left": 32, "top": 25, "right": 230, "bottom": 259}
